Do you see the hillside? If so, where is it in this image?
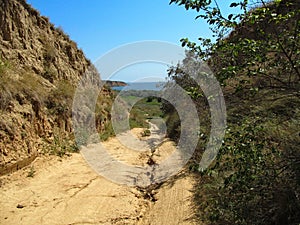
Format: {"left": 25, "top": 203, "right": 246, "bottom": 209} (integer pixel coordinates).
{"left": 0, "top": 0, "right": 113, "bottom": 174}
{"left": 104, "top": 80, "right": 127, "bottom": 87}
{"left": 166, "top": 0, "right": 300, "bottom": 224}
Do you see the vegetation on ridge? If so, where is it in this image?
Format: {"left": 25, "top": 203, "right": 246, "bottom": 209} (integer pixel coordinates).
{"left": 166, "top": 0, "right": 300, "bottom": 224}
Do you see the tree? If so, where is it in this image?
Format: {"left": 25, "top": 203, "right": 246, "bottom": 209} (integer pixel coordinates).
{"left": 167, "top": 1, "right": 300, "bottom": 224}
{"left": 170, "top": 0, "right": 300, "bottom": 91}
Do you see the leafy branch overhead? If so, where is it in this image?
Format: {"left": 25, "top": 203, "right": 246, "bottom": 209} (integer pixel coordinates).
{"left": 170, "top": 0, "right": 300, "bottom": 91}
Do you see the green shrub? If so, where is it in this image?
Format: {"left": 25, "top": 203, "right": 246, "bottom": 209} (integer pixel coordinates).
{"left": 141, "top": 129, "right": 151, "bottom": 137}
{"left": 99, "top": 122, "right": 115, "bottom": 141}
{"left": 195, "top": 114, "right": 300, "bottom": 225}
{"left": 128, "top": 97, "right": 163, "bottom": 129}
{"left": 27, "top": 166, "right": 36, "bottom": 178}
{"left": 46, "top": 81, "right": 74, "bottom": 118}
{"left": 42, "top": 66, "right": 57, "bottom": 83}
{"left": 43, "top": 43, "right": 56, "bottom": 64}
{"left": 48, "top": 129, "right": 79, "bottom": 157}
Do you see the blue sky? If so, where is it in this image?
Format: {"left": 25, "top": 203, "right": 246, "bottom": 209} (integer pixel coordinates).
{"left": 26, "top": 0, "right": 236, "bottom": 81}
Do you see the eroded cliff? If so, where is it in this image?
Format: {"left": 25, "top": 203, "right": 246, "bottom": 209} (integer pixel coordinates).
{"left": 0, "top": 0, "right": 113, "bottom": 174}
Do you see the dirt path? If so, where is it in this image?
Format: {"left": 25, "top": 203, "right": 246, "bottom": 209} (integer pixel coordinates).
{"left": 0, "top": 127, "right": 197, "bottom": 225}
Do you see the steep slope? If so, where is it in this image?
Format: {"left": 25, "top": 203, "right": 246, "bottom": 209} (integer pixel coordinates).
{"left": 0, "top": 0, "right": 113, "bottom": 174}
{"left": 0, "top": 0, "right": 90, "bottom": 83}
{"left": 165, "top": 1, "right": 300, "bottom": 224}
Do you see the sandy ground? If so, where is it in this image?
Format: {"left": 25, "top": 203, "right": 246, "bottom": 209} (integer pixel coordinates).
{"left": 0, "top": 127, "right": 197, "bottom": 225}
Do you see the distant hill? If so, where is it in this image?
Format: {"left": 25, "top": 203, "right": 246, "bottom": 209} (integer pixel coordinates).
{"left": 104, "top": 80, "right": 127, "bottom": 87}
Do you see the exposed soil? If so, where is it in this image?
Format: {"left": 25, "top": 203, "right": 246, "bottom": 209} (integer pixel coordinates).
{"left": 0, "top": 126, "right": 197, "bottom": 225}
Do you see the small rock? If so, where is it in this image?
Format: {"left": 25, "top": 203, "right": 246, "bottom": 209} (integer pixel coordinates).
{"left": 16, "top": 204, "right": 24, "bottom": 209}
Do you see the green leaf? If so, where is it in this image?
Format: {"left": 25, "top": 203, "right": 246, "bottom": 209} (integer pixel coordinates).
{"left": 229, "top": 2, "right": 238, "bottom": 7}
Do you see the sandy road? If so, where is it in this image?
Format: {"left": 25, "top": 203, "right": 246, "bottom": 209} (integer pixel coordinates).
{"left": 0, "top": 127, "right": 197, "bottom": 225}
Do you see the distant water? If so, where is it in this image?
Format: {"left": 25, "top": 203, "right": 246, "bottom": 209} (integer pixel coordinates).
{"left": 112, "top": 82, "right": 166, "bottom": 91}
